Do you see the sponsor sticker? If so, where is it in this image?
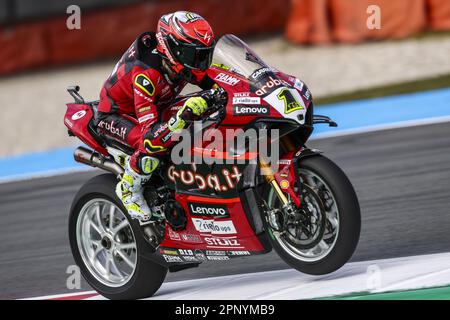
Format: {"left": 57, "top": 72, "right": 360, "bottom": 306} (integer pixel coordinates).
{"left": 228, "top": 250, "right": 251, "bottom": 256}
{"left": 160, "top": 248, "right": 178, "bottom": 256}
{"left": 178, "top": 249, "right": 194, "bottom": 256}
{"left": 215, "top": 73, "right": 240, "bottom": 86}
{"left": 262, "top": 87, "right": 307, "bottom": 124}
{"left": 250, "top": 67, "right": 272, "bottom": 80}
{"left": 138, "top": 106, "right": 152, "bottom": 113}
{"left": 181, "top": 233, "right": 202, "bottom": 243}
{"left": 168, "top": 165, "right": 242, "bottom": 193}
{"left": 302, "top": 88, "right": 311, "bottom": 101}
{"left": 138, "top": 113, "right": 155, "bottom": 124}
{"left": 181, "top": 255, "right": 198, "bottom": 262}
{"left": 153, "top": 123, "right": 169, "bottom": 137}
{"left": 64, "top": 118, "right": 74, "bottom": 128}
{"left": 233, "top": 105, "right": 269, "bottom": 116}
{"left": 184, "top": 12, "right": 202, "bottom": 23}
{"left": 71, "top": 110, "right": 87, "bottom": 120}
{"left": 207, "top": 256, "right": 230, "bottom": 261}
{"left": 168, "top": 228, "right": 181, "bottom": 241}
{"left": 277, "top": 159, "right": 291, "bottom": 165}
{"left": 98, "top": 120, "right": 128, "bottom": 140}
{"left": 163, "top": 255, "right": 183, "bottom": 263}
{"left": 161, "top": 131, "right": 174, "bottom": 143}
{"left": 234, "top": 92, "right": 250, "bottom": 97}
{"left": 280, "top": 180, "right": 290, "bottom": 189}
{"left": 194, "top": 250, "right": 207, "bottom": 261}
{"left": 293, "top": 78, "right": 304, "bottom": 91}
{"left": 134, "top": 74, "right": 155, "bottom": 96}
{"left": 232, "top": 96, "right": 261, "bottom": 105}
{"left": 204, "top": 236, "right": 243, "bottom": 248}
{"left": 134, "top": 88, "right": 153, "bottom": 103}
{"left": 206, "top": 250, "right": 227, "bottom": 256}
{"left": 192, "top": 218, "right": 237, "bottom": 234}
{"left": 188, "top": 203, "right": 230, "bottom": 217}
{"left": 255, "top": 76, "right": 283, "bottom": 96}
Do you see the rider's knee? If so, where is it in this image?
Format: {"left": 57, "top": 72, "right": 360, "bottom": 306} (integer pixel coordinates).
{"left": 131, "top": 153, "right": 160, "bottom": 175}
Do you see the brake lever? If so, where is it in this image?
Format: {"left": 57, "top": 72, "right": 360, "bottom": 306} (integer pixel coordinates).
{"left": 200, "top": 87, "right": 227, "bottom": 123}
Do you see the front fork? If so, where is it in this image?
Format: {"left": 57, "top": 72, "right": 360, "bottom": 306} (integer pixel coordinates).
{"left": 258, "top": 136, "right": 322, "bottom": 230}
{"left": 260, "top": 157, "right": 289, "bottom": 206}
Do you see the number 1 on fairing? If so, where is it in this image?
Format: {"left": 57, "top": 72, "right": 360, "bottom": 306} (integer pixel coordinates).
{"left": 277, "top": 88, "right": 304, "bottom": 114}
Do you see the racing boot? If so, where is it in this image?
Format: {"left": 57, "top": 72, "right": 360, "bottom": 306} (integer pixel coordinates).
{"left": 115, "top": 156, "right": 160, "bottom": 223}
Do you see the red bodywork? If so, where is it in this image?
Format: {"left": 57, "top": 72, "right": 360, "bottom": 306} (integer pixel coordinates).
{"left": 64, "top": 66, "right": 311, "bottom": 263}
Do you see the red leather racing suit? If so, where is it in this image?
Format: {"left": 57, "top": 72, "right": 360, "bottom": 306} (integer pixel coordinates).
{"left": 96, "top": 32, "right": 216, "bottom": 174}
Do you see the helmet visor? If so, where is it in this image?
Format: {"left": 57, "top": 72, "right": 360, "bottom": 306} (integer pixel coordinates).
{"left": 167, "top": 35, "right": 215, "bottom": 71}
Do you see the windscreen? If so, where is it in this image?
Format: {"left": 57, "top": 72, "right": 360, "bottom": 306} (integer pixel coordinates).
{"left": 211, "top": 34, "right": 273, "bottom": 80}
{"left": 211, "top": 34, "right": 308, "bottom": 126}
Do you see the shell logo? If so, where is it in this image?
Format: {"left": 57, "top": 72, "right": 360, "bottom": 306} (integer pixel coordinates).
{"left": 280, "top": 180, "right": 290, "bottom": 189}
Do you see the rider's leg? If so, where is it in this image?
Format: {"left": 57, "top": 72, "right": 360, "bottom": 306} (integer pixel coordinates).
{"left": 95, "top": 108, "right": 172, "bottom": 222}
{"left": 116, "top": 124, "right": 169, "bottom": 222}
{"left": 95, "top": 110, "right": 159, "bottom": 222}
{"left": 116, "top": 152, "right": 160, "bottom": 222}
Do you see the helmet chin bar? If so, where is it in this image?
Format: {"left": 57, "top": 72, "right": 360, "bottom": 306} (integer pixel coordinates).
{"left": 161, "top": 59, "right": 182, "bottom": 83}
{"left": 162, "top": 58, "right": 196, "bottom": 83}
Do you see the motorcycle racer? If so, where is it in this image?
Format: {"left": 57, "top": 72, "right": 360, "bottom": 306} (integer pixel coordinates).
{"left": 96, "top": 11, "right": 217, "bottom": 223}
{"left": 66, "top": 32, "right": 359, "bottom": 299}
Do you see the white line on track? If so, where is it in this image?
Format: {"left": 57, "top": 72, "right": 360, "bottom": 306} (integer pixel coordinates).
{"left": 21, "top": 290, "right": 97, "bottom": 300}
{"left": 23, "top": 251, "right": 450, "bottom": 300}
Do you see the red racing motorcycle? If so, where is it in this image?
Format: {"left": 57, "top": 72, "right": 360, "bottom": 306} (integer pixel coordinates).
{"left": 65, "top": 35, "right": 360, "bottom": 299}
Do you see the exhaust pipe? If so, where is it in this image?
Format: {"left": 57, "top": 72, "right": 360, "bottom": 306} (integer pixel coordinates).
{"left": 74, "top": 146, "right": 124, "bottom": 176}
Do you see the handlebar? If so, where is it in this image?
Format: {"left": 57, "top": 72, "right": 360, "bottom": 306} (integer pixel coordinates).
{"left": 176, "top": 87, "right": 228, "bottom": 124}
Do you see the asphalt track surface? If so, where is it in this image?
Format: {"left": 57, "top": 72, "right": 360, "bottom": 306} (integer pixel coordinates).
{"left": 1, "top": 122, "right": 449, "bottom": 299}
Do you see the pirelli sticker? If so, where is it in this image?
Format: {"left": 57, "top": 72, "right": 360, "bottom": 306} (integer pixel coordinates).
{"left": 134, "top": 74, "right": 155, "bottom": 97}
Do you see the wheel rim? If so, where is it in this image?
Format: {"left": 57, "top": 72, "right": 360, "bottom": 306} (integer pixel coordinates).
{"left": 76, "top": 198, "right": 137, "bottom": 287}
{"left": 268, "top": 168, "right": 340, "bottom": 262}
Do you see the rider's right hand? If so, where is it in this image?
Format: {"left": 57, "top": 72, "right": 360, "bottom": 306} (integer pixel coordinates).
{"left": 168, "top": 96, "right": 208, "bottom": 132}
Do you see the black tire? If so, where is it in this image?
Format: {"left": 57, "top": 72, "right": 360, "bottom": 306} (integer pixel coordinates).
{"left": 266, "top": 155, "right": 361, "bottom": 275}
{"left": 68, "top": 174, "right": 167, "bottom": 300}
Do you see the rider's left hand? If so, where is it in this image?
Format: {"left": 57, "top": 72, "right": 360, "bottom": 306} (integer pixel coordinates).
{"left": 168, "top": 96, "right": 208, "bottom": 132}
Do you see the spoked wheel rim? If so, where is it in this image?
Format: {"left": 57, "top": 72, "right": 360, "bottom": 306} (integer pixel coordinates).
{"left": 268, "top": 168, "right": 340, "bottom": 262}
{"left": 76, "top": 198, "right": 137, "bottom": 287}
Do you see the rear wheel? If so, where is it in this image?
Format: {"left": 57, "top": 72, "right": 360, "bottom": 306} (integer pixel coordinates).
{"left": 69, "top": 174, "right": 167, "bottom": 299}
{"left": 265, "top": 155, "right": 360, "bottom": 275}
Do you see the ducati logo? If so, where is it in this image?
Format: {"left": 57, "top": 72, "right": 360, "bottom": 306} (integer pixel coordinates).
{"left": 71, "top": 110, "right": 87, "bottom": 120}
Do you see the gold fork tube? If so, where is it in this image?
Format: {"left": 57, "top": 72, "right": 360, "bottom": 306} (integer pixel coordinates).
{"left": 259, "top": 155, "right": 289, "bottom": 206}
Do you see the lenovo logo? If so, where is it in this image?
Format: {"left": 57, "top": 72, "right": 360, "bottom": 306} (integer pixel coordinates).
{"left": 233, "top": 106, "right": 269, "bottom": 116}
{"left": 188, "top": 203, "right": 229, "bottom": 217}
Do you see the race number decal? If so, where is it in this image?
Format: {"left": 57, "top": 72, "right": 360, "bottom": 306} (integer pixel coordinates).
{"left": 277, "top": 88, "right": 304, "bottom": 114}
{"left": 263, "top": 87, "right": 307, "bottom": 124}
{"left": 134, "top": 74, "right": 155, "bottom": 96}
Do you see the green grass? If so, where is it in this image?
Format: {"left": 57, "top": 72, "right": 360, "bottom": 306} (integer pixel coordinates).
{"left": 319, "top": 285, "right": 450, "bottom": 300}
{"left": 314, "top": 73, "right": 450, "bottom": 106}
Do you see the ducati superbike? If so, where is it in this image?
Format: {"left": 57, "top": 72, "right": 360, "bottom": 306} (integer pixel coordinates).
{"left": 65, "top": 34, "right": 360, "bottom": 299}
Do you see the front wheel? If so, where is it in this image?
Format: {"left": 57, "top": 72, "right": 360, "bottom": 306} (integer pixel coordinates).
{"left": 68, "top": 174, "right": 167, "bottom": 299}
{"left": 265, "top": 155, "right": 361, "bottom": 275}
